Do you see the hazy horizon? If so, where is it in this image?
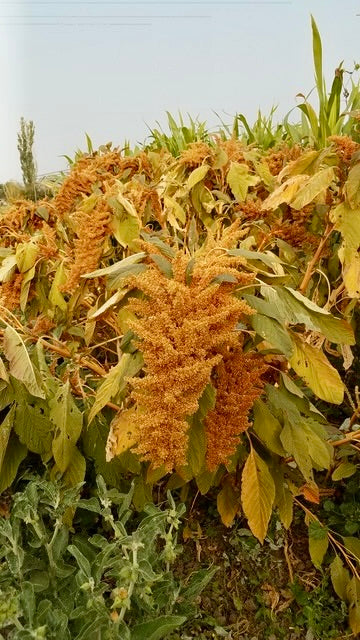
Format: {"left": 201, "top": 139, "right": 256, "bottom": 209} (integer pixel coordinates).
{"left": 2, "top": 0, "right": 359, "bottom": 182}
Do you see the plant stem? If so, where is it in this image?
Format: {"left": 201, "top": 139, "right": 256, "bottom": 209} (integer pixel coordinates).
{"left": 298, "top": 223, "right": 333, "bottom": 295}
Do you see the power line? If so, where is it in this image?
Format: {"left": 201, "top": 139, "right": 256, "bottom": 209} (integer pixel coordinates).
{"left": 1, "top": 22, "right": 152, "bottom": 25}
{"left": 0, "top": 14, "right": 211, "bottom": 17}
{"left": 0, "top": 1, "right": 293, "bottom": 4}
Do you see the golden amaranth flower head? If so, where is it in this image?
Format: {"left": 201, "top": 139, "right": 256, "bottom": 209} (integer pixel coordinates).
{"left": 124, "top": 244, "right": 254, "bottom": 471}
{"left": 205, "top": 346, "right": 268, "bottom": 470}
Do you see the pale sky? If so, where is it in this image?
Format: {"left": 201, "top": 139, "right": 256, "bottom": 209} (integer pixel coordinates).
{"left": 1, "top": 0, "right": 359, "bottom": 181}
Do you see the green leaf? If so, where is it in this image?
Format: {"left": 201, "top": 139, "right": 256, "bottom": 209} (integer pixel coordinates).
{"left": 264, "top": 286, "right": 355, "bottom": 345}
{"left": 180, "top": 567, "right": 218, "bottom": 601}
{"left": 88, "top": 289, "right": 127, "bottom": 320}
{"left": 252, "top": 399, "right": 286, "bottom": 457}
{"left": 306, "top": 421, "right": 332, "bottom": 470}
{"left": 251, "top": 313, "right": 293, "bottom": 358}
{"left": 311, "top": 15, "right": 324, "bottom": 105}
{"left": 3, "top": 325, "right": 45, "bottom": 398}
{"left": 330, "top": 556, "right": 351, "bottom": 601}
{"left": 308, "top": 521, "right": 329, "bottom": 568}
{"left": 332, "top": 461, "right": 357, "bottom": 481}
{"left": 88, "top": 352, "right": 143, "bottom": 424}
{"left": 187, "top": 383, "right": 216, "bottom": 476}
{"left": 280, "top": 418, "right": 313, "bottom": 482}
{"left": 195, "top": 468, "right": 216, "bottom": 495}
{"left": 347, "top": 577, "right": 360, "bottom": 634}
{"left": 0, "top": 432, "right": 27, "bottom": 492}
{"left": 67, "top": 544, "right": 92, "bottom": 578}
{"left": 290, "top": 333, "right": 344, "bottom": 404}
{"left": 131, "top": 615, "right": 187, "bottom": 640}
{"left": 0, "top": 404, "right": 15, "bottom": 473}
{"left": 227, "top": 162, "right": 259, "bottom": 202}
{"left": 241, "top": 449, "right": 275, "bottom": 543}
{"left": 342, "top": 537, "right": 360, "bottom": 563}
{"left": 83, "top": 252, "right": 146, "bottom": 279}
{"left": 187, "top": 164, "right": 210, "bottom": 190}
{"left": 14, "top": 398, "right": 53, "bottom": 455}
{"left": 50, "top": 381, "right": 83, "bottom": 473}
{"left": 150, "top": 254, "right": 173, "bottom": 278}
{"left": 63, "top": 447, "right": 86, "bottom": 487}
{"left": 271, "top": 465, "right": 293, "bottom": 529}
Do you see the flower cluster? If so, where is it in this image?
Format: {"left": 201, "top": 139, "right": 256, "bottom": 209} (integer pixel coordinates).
{"left": 54, "top": 150, "right": 152, "bottom": 217}
{"left": 328, "top": 135, "right": 360, "bottom": 165}
{"left": 64, "top": 195, "right": 112, "bottom": 292}
{"left": 125, "top": 244, "right": 254, "bottom": 470}
{"left": 205, "top": 346, "right": 268, "bottom": 470}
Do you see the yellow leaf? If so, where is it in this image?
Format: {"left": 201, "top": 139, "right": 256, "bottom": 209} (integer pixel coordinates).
{"left": 227, "top": 162, "right": 260, "bottom": 202}
{"left": 261, "top": 174, "right": 307, "bottom": 210}
{"left": 105, "top": 408, "right": 138, "bottom": 462}
{"left": 330, "top": 202, "right": 360, "bottom": 298}
{"left": 300, "top": 482, "right": 320, "bottom": 504}
{"left": 217, "top": 479, "right": 239, "bottom": 528}
{"left": 290, "top": 167, "right": 335, "bottom": 210}
{"left": 290, "top": 333, "right": 344, "bottom": 404}
{"left": 345, "top": 162, "right": 360, "bottom": 209}
{"left": 241, "top": 449, "right": 275, "bottom": 543}
{"left": 15, "top": 241, "right": 39, "bottom": 273}
{"left": 49, "top": 261, "right": 67, "bottom": 312}
{"left": 187, "top": 164, "right": 210, "bottom": 190}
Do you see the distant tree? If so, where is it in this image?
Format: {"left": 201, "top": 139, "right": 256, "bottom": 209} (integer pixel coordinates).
{"left": 17, "top": 117, "right": 37, "bottom": 190}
